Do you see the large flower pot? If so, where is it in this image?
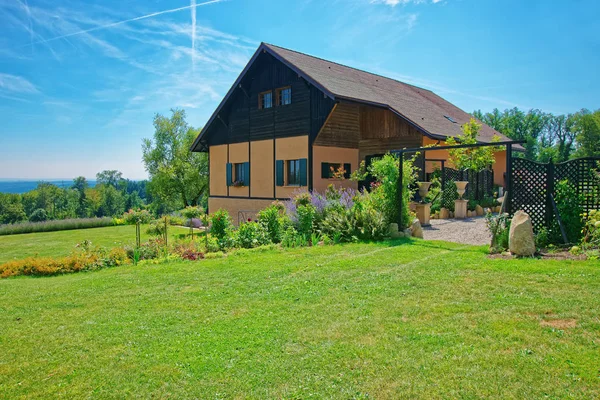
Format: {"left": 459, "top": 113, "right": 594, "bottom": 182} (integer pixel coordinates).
{"left": 417, "top": 182, "right": 432, "bottom": 200}
{"left": 455, "top": 181, "right": 468, "bottom": 200}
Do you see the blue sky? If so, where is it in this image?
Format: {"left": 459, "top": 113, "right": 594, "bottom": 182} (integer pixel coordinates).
{"left": 1, "top": 0, "right": 598, "bottom": 179}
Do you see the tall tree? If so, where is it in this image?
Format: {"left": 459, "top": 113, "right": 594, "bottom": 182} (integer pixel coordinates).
{"left": 96, "top": 170, "right": 123, "bottom": 188}
{"left": 573, "top": 109, "right": 600, "bottom": 158}
{"left": 72, "top": 176, "right": 89, "bottom": 217}
{"left": 142, "top": 109, "right": 208, "bottom": 208}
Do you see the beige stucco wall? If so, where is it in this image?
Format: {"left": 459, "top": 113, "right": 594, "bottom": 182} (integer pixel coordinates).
{"left": 209, "top": 145, "right": 228, "bottom": 196}
{"left": 208, "top": 197, "right": 274, "bottom": 225}
{"left": 312, "top": 145, "right": 359, "bottom": 193}
{"left": 492, "top": 150, "right": 507, "bottom": 187}
{"left": 251, "top": 139, "right": 274, "bottom": 198}
{"left": 275, "top": 135, "right": 309, "bottom": 199}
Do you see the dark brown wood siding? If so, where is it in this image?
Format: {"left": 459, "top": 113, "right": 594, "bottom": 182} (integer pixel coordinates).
{"left": 206, "top": 52, "right": 318, "bottom": 146}
{"left": 313, "top": 103, "right": 360, "bottom": 148}
{"left": 358, "top": 105, "right": 423, "bottom": 159}
{"left": 313, "top": 102, "right": 424, "bottom": 159}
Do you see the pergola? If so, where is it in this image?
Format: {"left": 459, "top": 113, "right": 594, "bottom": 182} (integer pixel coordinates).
{"left": 391, "top": 140, "right": 526, "bottom": 228}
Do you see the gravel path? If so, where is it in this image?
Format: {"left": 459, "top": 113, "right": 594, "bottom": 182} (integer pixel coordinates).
{"left": 422, "top": 217, "right": 491, "bottom": 246}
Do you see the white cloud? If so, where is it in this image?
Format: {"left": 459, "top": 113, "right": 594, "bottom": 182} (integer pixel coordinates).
{"left": 0, "top": 73, "right": 38, "bottom": 94}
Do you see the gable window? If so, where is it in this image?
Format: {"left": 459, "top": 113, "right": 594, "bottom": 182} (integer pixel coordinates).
{"left": 259, "top": 91, "right": 273, "bottom": 109}
{"left": 287, "top": 159, "right": 301, "bottom": 186}
{"left": 276, "top": 86, "right": 292, "bottom": 106}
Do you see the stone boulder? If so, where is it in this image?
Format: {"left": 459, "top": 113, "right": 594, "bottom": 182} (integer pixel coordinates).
{"left": 410, "top": 219, "right": 423, "bottom": 239}
{"left": 509, "top": 211, "right": 536, "bottom": 256}
{"left": 439, "top": 208, "right": 450, "bottom": 219}
{"left": 475, "top": 205, "right": 484, "bottom": 216}
{"left": 388, "top": 223, "right": 405, "bottom": 239}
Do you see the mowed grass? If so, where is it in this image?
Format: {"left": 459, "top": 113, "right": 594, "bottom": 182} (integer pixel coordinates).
{"left": 0, "top": 224, "right": 190, "bottom": 263}
{"left": 1, "top": 240, "right": 599, "bottom": 398}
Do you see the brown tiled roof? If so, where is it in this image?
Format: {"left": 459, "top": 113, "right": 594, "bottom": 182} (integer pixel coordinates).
{"left": 263, "top": 43, "right": 510, "bottom": 144}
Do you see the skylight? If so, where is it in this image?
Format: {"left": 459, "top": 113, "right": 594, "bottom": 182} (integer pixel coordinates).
{"left": 444, "top": 115, "right": 457, "bottom": 123}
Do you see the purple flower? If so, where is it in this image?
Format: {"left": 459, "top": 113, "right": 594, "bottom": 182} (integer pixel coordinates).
{"left": 311, "top": 192, "right": 328, "bottom": 214}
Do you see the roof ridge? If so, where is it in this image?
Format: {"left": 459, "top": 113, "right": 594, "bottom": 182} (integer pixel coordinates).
{"left": 262, "top": 42, "right": 434, "bottom": 94}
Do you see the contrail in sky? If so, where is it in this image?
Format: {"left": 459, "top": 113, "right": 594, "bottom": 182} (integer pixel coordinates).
{"left": 191, "top": 0, "right": 197, "bottom": 72}
{"left": 28, "top": 0, "right": 223, "bottom": 46}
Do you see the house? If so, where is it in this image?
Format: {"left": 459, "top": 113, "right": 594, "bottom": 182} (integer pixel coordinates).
{"left": 191, "top": 43, "right": 515, "bottom": 223}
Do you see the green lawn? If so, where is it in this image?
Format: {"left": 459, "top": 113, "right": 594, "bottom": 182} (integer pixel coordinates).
{"left": 0, "top": 225, "right": 191, "bottom": 263}
{"left": 1, "top": 240, "right": 599, "bottom": 398}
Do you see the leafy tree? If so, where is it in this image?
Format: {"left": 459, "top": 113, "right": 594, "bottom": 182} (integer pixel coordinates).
{"left": 29, "top": 208, "right": 48, "bottom": 222}
{"left": 446, "top": 118, "right": 500, "bottom": 171}
{"left": 96, "top": 184, "right": 126, "bottom": 217}
{"left": 181, "top": 206, "right": 204, "bottom": 239}
{"left": 573, "top": 109, "right": 600, "bottom": 158}
{"left": 72, "top": 176, "right": 89, "bottom": 217}
{"left": 96, "top": 170, "right": 123, "bottom": 188}
{"left": 142, "top": 109, "right": 208, "bottom": 209}
{"left": 0, "top": 193, "right": 27, "bottom": 224}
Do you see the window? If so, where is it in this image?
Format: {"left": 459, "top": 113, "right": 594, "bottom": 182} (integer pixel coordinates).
{"left": 234, "top": 163, "right": 246, "bottom": 185}
{"left": 286, "top": 159, "right": 301, "bottom": 186}
{"left": 321, "top": 162, "right": 351, "bottom": 179}
{"left": 259, "top": 91, "right": 273, "bottom": 109}
{"left": 276, "top": 86, "right": 292, "bottom": 106}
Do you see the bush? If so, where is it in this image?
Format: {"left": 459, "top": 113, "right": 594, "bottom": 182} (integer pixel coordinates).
{"left": 29, "top": 208, "right": 48, "bottom": 222}
{"left": 257, "top": 204, "right": 288, "bottom": 244}
{"left": 554, "top": 180, "right": 584, "bottom": 244}
{"left": 293, "top": 192, "right": 312, "bottom": 207}
{"left": 1, "top": 244, "right": 130, "bottom": 278}
{"left": 351, "top": 195, "right": 388, "bottom": 241}
{"left": 168, "top": 215, "right": 186, "bottom": 226}
{"left": 0, "top": 217, "right": 116, "bottom": 236}
{"left": 282, "top": 226, "right": 304, "bottom": 248}
{"left": 172, "top": 241, "right": 204, "bottom": 261}
{"left": 319, "top": 207, "right": 355, "bottom": 243}
{"left": 125, "top": 239, "right": 164, "bottom": 261}
{"left": 202, "top": 234, "right": 221, "bottom": 253}
{"left": 146, "top": 220, "right": 167, "bottom": 237}
{"left": 368, "top": 153, "right": 418, "bottom": 228}
{"left": 236, "top": 221, "right": 270, "bottom": 249}
{"left": 582, "top": 210, "right": 600, "bottom": 249}
{"left": 123, "top": 209, "right": 152, "bottom": 225}
{"left": 485, "top": 212, "right": 511, "bottom": 253}
{"left": 209, "top": 209, "right": 234, "bottom": 250}
{"left": 296, "top": 204, "right": 316, "bottom": 238}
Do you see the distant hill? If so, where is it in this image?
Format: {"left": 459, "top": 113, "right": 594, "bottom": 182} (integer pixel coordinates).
{"left": 0, "top": 180, "right": 97, "bottom": 194}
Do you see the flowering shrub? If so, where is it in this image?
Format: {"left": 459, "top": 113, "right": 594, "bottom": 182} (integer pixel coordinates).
{"left": 123, "top": 209, "right": 152, "bottom": 225}
{"left": 209, "top": 209, "right": 234, "bottom": 250}
{"left": 257, "top": 204, "right": 288, "bottom": 243}
{"left": 367, "top": 153, "right": 418, "bottom": 228}
{"left": 0, "top": 243, "right": 129, "bottom": 278}
{"left": 236, "top": 221, "right": 270, "bottom": 249}
{"left": 582, "top": 210, "right": 600, "bottom": 249}
{"left": 172, "top": 241, "right": 204, "bottom": 261}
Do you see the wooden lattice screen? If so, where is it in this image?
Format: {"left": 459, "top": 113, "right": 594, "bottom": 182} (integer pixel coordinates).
{"left": 509, "top": 157, "right": 600, "bottom": 232}
{"left": 443, "top": 168, "right": 494, "bottom": 201}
